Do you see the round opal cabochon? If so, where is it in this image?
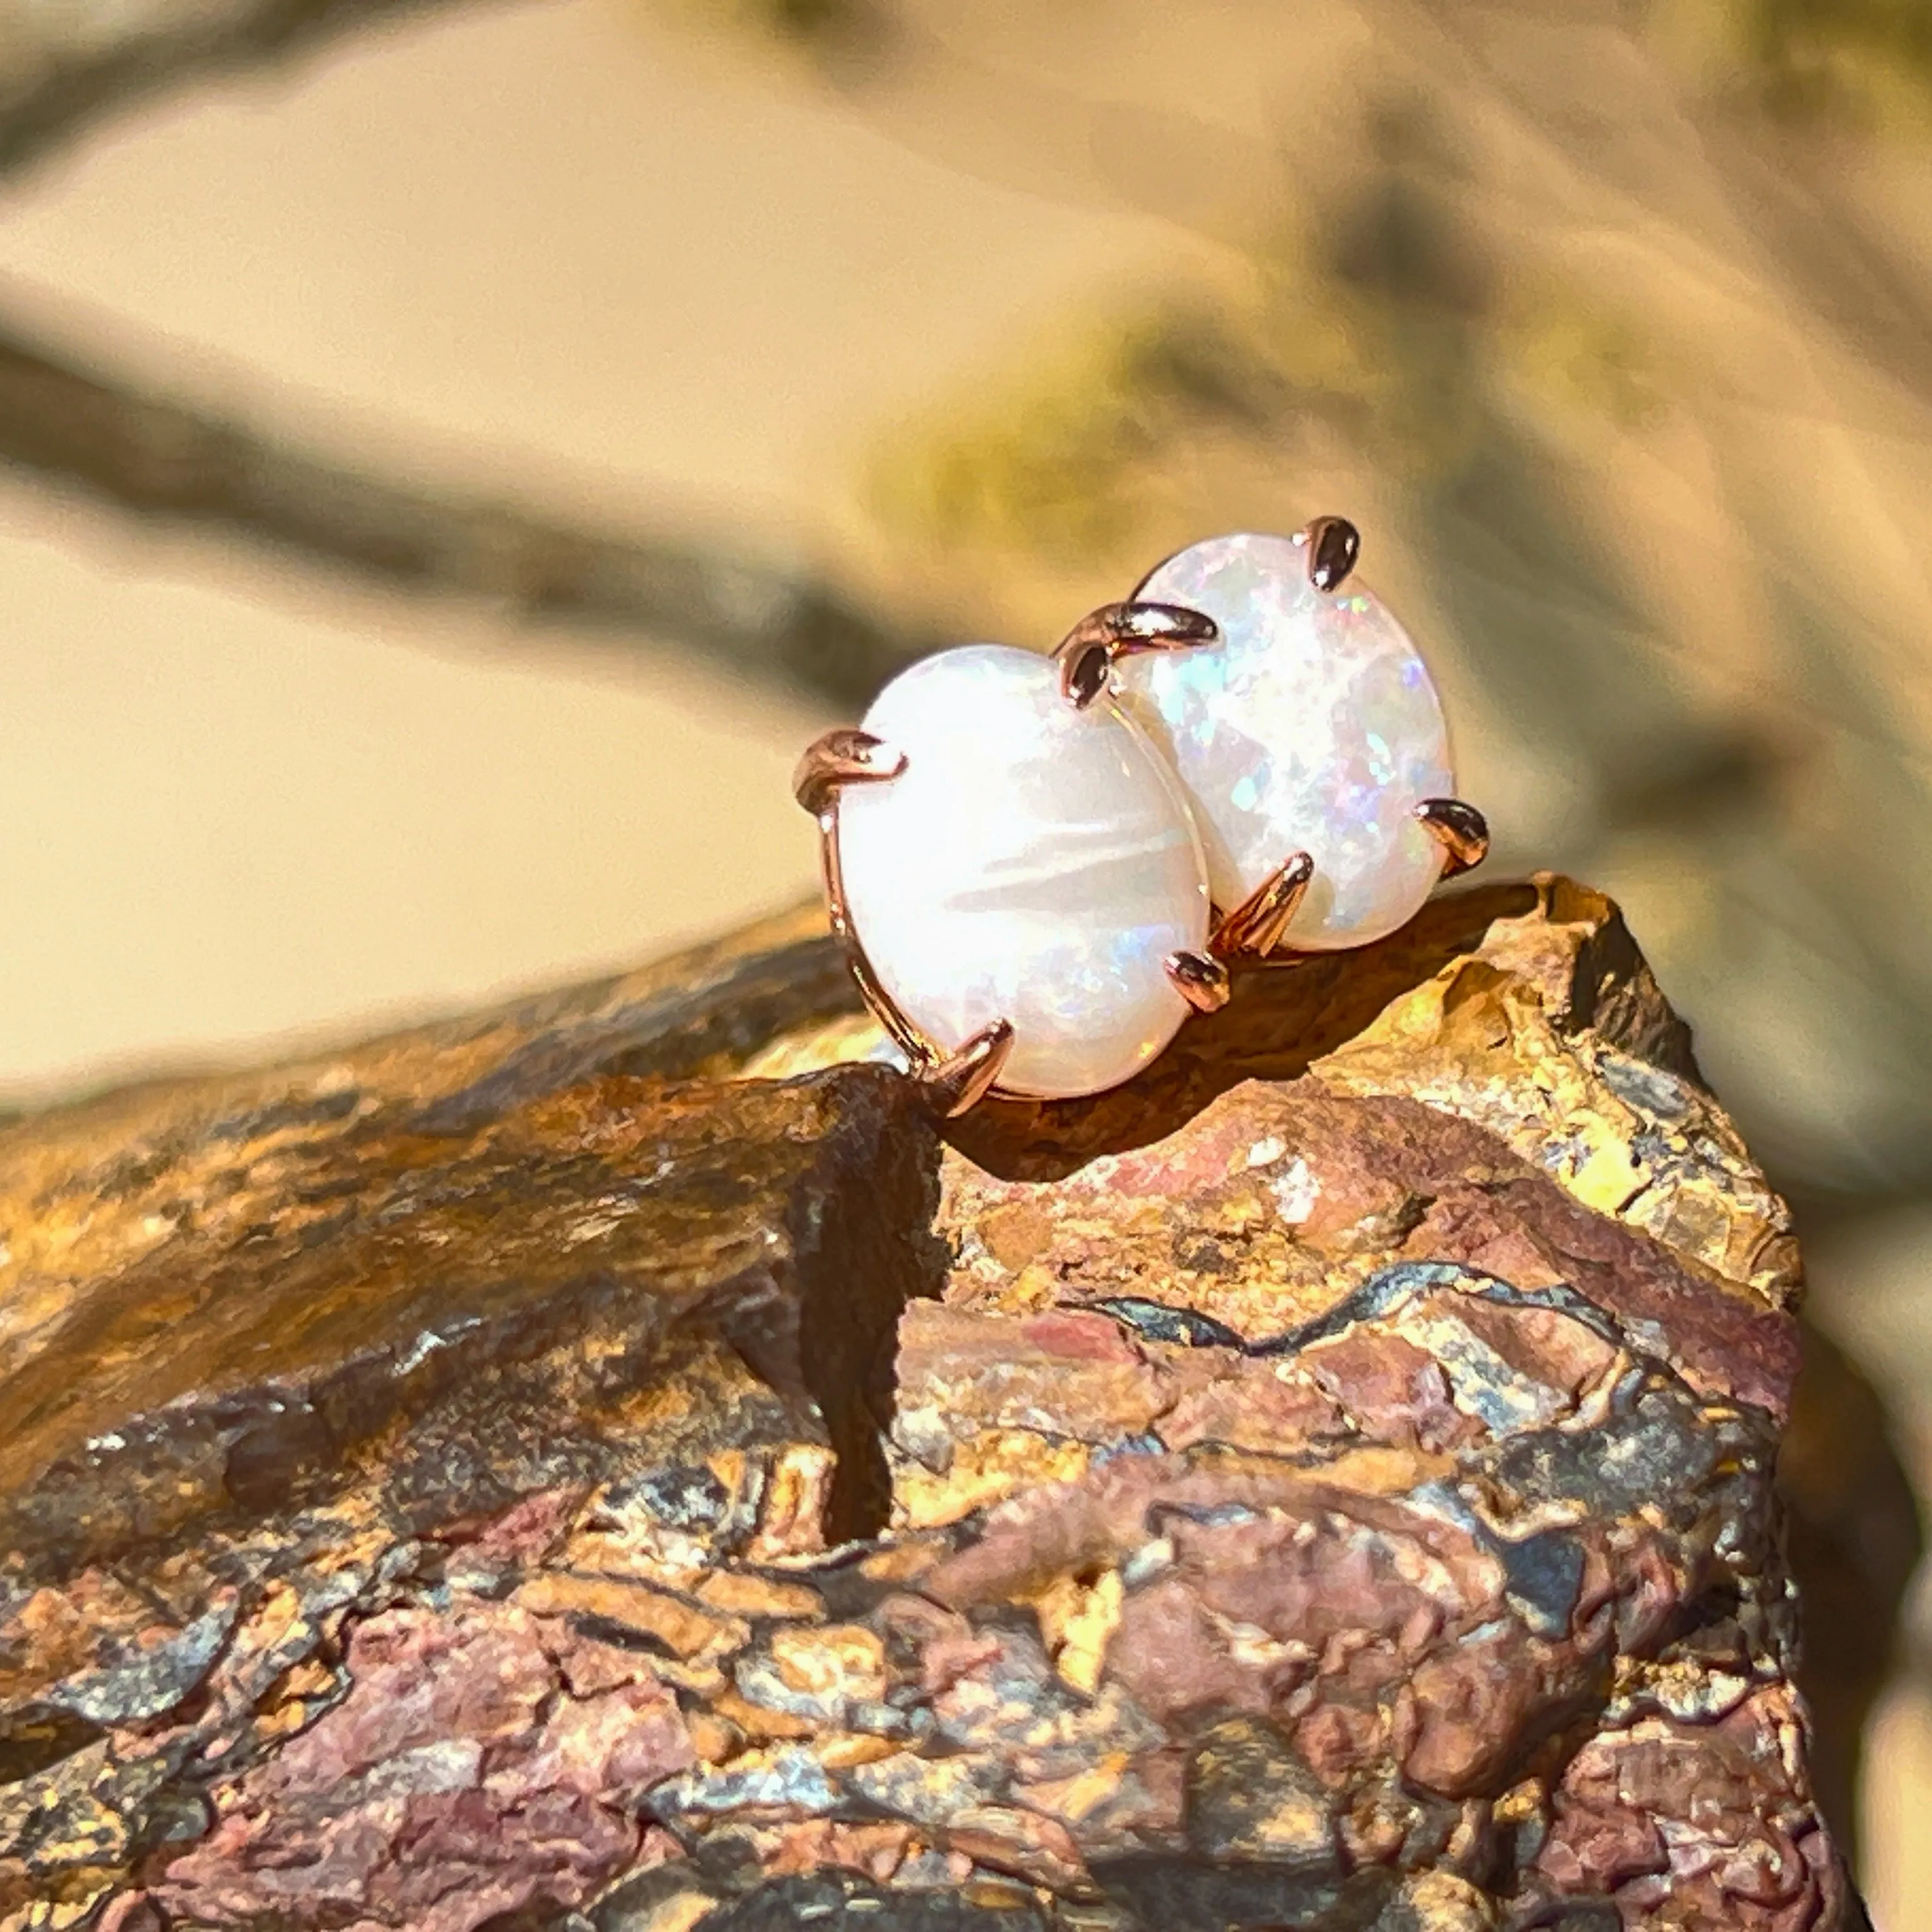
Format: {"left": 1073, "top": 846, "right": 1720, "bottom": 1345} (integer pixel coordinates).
{"left": 836, "top": 644, "right": 1209, "bottom": 1099}
{"left": 1117, "top": 532, "right": 1454, "bottom": 949}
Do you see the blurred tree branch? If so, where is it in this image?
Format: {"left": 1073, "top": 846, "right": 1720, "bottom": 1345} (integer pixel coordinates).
{"left": 0, "top": 0, "right": 480, "bottom": 178}
{"left": 0, "top": 312, "right": 924, "bottom": 709}
{"left": 0, "top": 0, "right": 937, "bottom": 715}
{"left": 0, "top": 0, "right": 934, "bottom": 712}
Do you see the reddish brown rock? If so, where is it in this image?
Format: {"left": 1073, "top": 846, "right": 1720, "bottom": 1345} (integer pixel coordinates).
{"left": 0, "top": 879, "right": 1875, "bottom": 1931}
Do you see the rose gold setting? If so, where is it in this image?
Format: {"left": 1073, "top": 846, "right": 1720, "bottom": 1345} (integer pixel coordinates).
{"left": 1298, "top": 515, "right": 1361, "bottom": 593}
{"left": 1165, "top": 948, "right": 1232, "bottom": 1014}
{"left": 1212, "top": 850, "right": 1315, "bottom": 962}
{"left": 800, "top": 733, "right": 1019, "bottom": 1115}
{"left": 920, "top": 1021, "right": 1017, "bottom": 1118}
{"left": 792, "top": 728, "right": 907, "bottom": 816}
{"left": 1053, "top": 600, "right": 1218, "bottom": 709}
{"left": 1416, "top": 798, "right": 1490, "bottom": 877}
{"left": 814, "top": 793, "right": 928, "bottom": 1065}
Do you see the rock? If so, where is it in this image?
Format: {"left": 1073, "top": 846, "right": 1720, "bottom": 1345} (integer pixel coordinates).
{"left": 0, "top": 877, "right": 1869, "bottom": 1929}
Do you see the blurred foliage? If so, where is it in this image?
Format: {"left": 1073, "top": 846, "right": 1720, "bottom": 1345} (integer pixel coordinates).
{"left": 874, "top": 229, "right": 1667, "bottom": 571}
{"left": 856, "top": 20, "right": 1932, "bottom": 1212}
{"left": 667, "top": 0, "right": 884, "bottom": 60}
{"left": 1692, "top": 0, "right": 1932, "bottom": 124}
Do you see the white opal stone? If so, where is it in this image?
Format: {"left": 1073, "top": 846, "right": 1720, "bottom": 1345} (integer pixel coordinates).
{"left": 1117, "top": 531, "right": 1453, "bottom": 949}
{"left": 836, "top": 644, "right": 1209, "bottom": 1100}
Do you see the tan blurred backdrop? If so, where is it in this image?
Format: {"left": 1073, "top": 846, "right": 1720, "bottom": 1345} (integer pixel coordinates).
{"left": 0, "top": 0, "right": 1928, "bottom": 1916}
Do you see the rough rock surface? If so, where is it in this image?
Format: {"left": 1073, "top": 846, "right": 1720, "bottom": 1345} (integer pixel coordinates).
{"left": 0, "top": 880, "right": 1872, "bottom": 1929}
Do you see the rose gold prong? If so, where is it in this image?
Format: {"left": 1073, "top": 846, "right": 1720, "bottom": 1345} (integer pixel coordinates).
{"left": 816, "top": 795, "right": 933, "bottom": 1063}
{"left": 1416, "top": 798, "right": 1489, "bottom": 877}
{"left": 792, "top": 728, "right": 907, "bottom": 816}
{"left": 1057, "top": 639, "right": 1114, "bottom": 709}
{"left": 1212, "top": 850, "right": 1315, "bottom": 960}
{"left": 918, "top": 1019, "right": 1017, "bottom": 1118}
{"left": 1298, "top": 516, "right": 1361, "bottom": 593}
{"left": 1084, "top": 601, "right": 1220, "bottom": 656}
{"left": 1165, "top": 949, "right": 1231, "bottom": 1014}
{"left": 1054, "top": 600, "right": 1218, "bottom": 709}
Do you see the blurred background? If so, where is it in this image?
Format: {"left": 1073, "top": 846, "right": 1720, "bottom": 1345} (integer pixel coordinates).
{"left": 0, "top": 0, "right": 1928, "bottom": 1913}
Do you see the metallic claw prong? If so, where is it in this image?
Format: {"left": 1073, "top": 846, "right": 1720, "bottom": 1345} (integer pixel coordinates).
{"left": 1089, "top": 601, "right": 1220, "bottom": 654}
{"left": 1057, "top": 638, "right": 1115, "bottom": 709}
{"left": 1298, "top": 516, "right": 1361, "bottom": 593}
{"left": 919, "top": 1020, "right": 1016, "bottom": 1117}
{"left": 1165, "top": 949, "right": 1231, "bottom": 1014}
{"left": 1416, "top": 798, "right": 1489, "bottom": 877}
{"left": 1212, "top": 850, "right": 1315, "bottom": 960}
{"left": 1055, "top": 599, "right": 1218, "bottom": 709}
{"left": 793, "top": 728, "right": 907, "bottom": 816}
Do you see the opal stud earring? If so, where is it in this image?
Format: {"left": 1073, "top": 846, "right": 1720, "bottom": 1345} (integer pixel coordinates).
{"left": 1115, "top": 522, "right": 1488, "bottom": 957}
{"left": 794, "top": 524, "right": 1487, "bottom": 1115}
{"left": 793, "top": 605, "right": 1220, "bottom": 1114}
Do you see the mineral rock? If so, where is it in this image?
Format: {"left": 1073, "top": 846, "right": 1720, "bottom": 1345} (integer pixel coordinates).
{"left": 0, "top": 878, "right": 1871, "bottom": 1930}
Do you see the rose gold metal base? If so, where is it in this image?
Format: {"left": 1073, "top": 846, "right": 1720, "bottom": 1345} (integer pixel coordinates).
{"left": 920, "top": 1021, "right": 1016, "bottom": 1118}
{"left": 1053, "top": 600, "right": 1218, "bottom": 709}
{"left": 1297, "top": 515, "right": 1361, "bottom": 592}
{"left": 792, "top": 728, "right": 905, "bottom": 816}
{"left": 1212, "top": 851, "right": 1315, "bottom": 962}
{"left": 1416, "top": 798, "right": 1490, "bottom": 877}
{"left": 1165, "top": 949, "right": 1231, "bottom": 1013}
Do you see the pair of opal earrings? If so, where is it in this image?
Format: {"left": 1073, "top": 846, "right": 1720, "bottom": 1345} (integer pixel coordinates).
{"left": 793, "top": 525, "right": 1487, "bottom": 1113}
